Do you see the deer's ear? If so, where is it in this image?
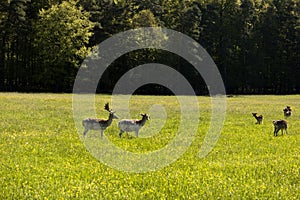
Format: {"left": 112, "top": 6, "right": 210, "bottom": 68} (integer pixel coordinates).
{"left": 104, "top": 103, "right": 110, "bottom": 111}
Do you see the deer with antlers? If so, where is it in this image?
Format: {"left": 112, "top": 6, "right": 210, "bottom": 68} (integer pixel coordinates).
{"left": 252, "top": 113, "right": 263, "bottom": 124}
{"left": 82, "top": 103, "right": 118, "bottom": 138}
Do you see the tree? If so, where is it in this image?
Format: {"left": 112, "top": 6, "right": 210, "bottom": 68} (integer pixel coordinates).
{"left": 0, "top": 0, "right": 298, "bottom": 93}
{"left": 34, "top": 0, "right": 95, "bottom": 91}
{"left": 273, "top": 0, "right": 300, "bottom": 93}
{"left": 0, "top": 0, "right": 32, "bottom": 91}
{"left": 0, "top": 0, "right": 9, "bottom": 90}
{"left": 199, "top": 0, "right": 242, "bottom": 93}
{"left": 98, "top": 8, "right": 168, "bottom": 93}
{"left": 255, "top": 0, "right": 300, "bottom": 93}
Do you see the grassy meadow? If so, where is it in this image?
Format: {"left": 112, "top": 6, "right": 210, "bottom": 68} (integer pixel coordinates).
{"left": 0, "top": 93, "right": 299, "bottom": 199}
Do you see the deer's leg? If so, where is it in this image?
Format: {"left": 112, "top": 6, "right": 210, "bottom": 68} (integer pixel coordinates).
{"left": 119, "top": 130, "right": 124, "bottom": 138}
{"left": 100, "top": 130, "right": 103, "bottom": 138}
{"left": 274, "top": 128, "right": 278, "bottom": 137}
{"left": 83, "top": 129, "right": 88, "bottom": 136}
{"left": 135, "top": 131, "right": 139, "bottom": 138}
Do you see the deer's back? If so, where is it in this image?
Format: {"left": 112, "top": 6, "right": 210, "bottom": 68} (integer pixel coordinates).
{"left": 118, "top": 119, "right": 140, "bottom": 132}
{"left": 82, "top": 118, "right": 107, "bottom": 130}
{"left": 274, "top": 120, "right": 287, "bottom": 129}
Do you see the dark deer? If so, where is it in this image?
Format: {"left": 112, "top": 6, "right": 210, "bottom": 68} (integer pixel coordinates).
{"left": 273, "top": 120, "right": 288, "bottom": 136}
{"left": 283, "top": 106, "right": 292, "bottom": 118}
{"left": 82, "top": 103, "right": 118, "bottom": 138}
{"left": 252, "top": 113, "right": 263, "bottom": 124}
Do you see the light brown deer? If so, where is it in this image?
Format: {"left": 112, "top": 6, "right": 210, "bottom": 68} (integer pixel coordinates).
{"left": 252, "top": 113, "right": 263, "bottom": 124}
{"left": 283, "top": 106, "right": 292, "bottom": 118}
{"left": 273, "top": 120, "right": 288, "bottom": 136}
{"left": 82, "top": 103, "right": 118, "bottom": 138}
{"left": 118, "top": 114, "right": 150, "bottom": 138}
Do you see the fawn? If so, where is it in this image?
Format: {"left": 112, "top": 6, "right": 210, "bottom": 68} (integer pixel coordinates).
{"left": 283, "top": 106, "right": 292, "bottom": 118}
{"left": 273, "top": 120, "right": 288, "bottom": 136}
{"left": 252, "top": 113, "right": 263, "bottom": 124}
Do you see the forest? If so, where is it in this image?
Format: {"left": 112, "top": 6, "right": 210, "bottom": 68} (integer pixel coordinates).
{"left": 0, "top": 0, "right": 299, "bottom": 94}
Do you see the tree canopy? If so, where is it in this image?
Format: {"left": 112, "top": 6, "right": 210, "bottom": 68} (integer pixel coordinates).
{"left": 0, "top": 0, "right": 299, "bottom": 94}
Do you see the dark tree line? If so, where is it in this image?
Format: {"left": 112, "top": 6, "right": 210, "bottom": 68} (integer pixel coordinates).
{"left": 0, "top": 0, "right": 299, "bottom": 94}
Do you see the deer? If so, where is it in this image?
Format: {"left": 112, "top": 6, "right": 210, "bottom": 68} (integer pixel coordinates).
{"left": 118, "top": 114, "right": 150, "bottom": 138}
{"left": 82, "top": 103, "right": 118, "bottom": 138}
{"left": 252, "top": 113, "right": 263, "bottom": 124}
{"left": 273, "top": 120, "right": 288, "bottom": 137}
{"left": 283, "top": 106, "right": 292, "bottom": 118}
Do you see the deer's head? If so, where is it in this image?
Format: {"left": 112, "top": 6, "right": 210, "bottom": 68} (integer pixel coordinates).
{"left": 105, "top": 103, "right": 119, "bottom": 119}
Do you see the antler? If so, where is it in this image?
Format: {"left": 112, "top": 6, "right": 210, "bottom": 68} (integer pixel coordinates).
{"left": 104, "top": 103, "right": 111, "bottom": 112}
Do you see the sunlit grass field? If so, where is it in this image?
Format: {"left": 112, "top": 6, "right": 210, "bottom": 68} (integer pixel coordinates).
{"left": 0, "top": 93, "right": 299, "bottom": 199}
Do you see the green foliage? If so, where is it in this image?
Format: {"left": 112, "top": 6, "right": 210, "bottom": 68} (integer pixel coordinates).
{"left": 32, "top": 0, "right": 95, "bottom": 91}
{"left": 0, "top": 0, "right": 34, "bottom": 91}
{"left": 34, "top": 1, "right": 94, "bottom": 67}
{"left": 0, "top": 0, "right": 299, "bottom": 93}
{"left": 0, "top": 93, "right": 299, "bottom": 198}
{"left": 131, "top": 9, "right": 159, "bottom": 27}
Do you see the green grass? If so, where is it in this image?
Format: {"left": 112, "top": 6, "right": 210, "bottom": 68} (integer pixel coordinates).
{"left": 0, "top": 93, "right": 299, "bottom": 199}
